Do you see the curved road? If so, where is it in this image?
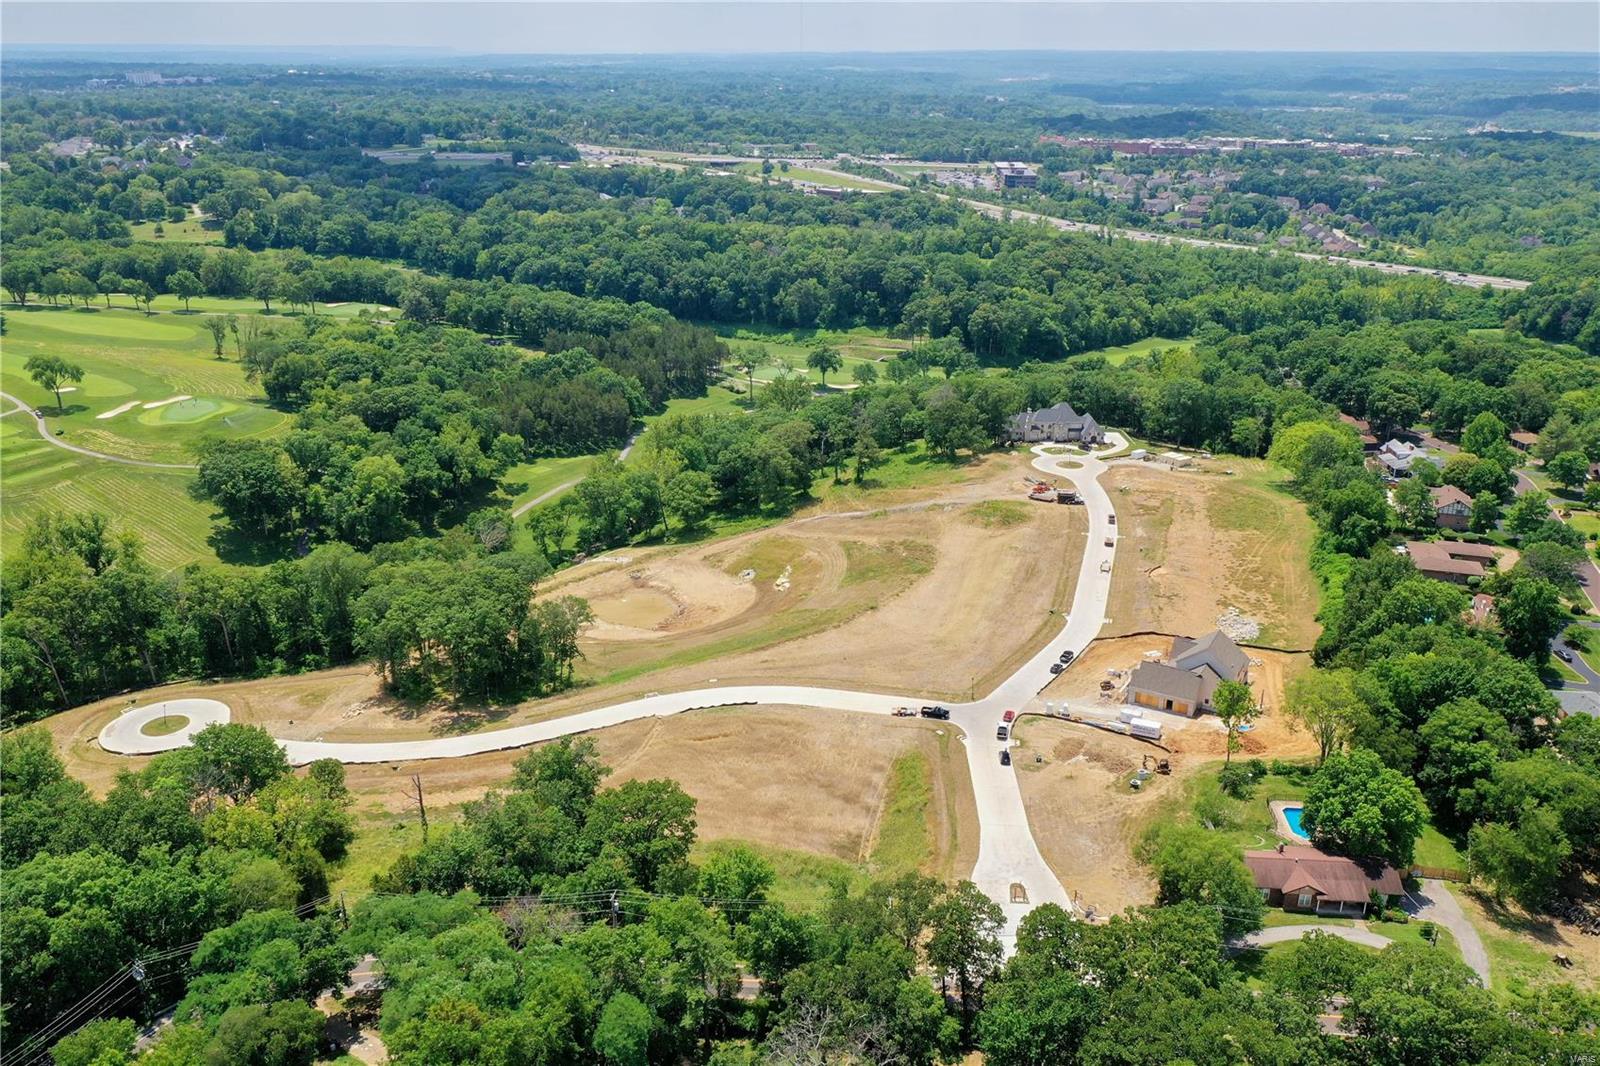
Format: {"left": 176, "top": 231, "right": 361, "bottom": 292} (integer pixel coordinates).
{"left": 0, "top": 391, "right": 199, "bottom": 470}
{"left": 101, "top": 436, "right": 1129, "bottom": 940}
{"left": 747, "top": 162, "right": 1531, "bottom": 292}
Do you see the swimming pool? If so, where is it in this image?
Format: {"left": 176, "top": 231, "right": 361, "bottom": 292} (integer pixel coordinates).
{"left": 1283, "top": 805, "right": 1310, "bottom": 841}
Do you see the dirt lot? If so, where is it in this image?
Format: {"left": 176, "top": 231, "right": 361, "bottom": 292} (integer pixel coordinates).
{"left": 1015, "top": 634, "right": 1318, "bottom": 915}
{"left": 1102, "top": 459, "right": 1320, "bottom": 649}
{"left": 1037, "top": 635, "right": 1315, "bottom": 755}
{"left": 1008, "top": 718, "right": 1167, "bottom": 916}
{"left": 339, "top": 705, "right": 979, "bottom": 880}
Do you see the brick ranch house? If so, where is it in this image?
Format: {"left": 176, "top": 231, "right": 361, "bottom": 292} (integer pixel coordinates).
{"left": 1124, "top": 629, "right": 1250, "bottom": 717}
{"left": 1403, "top": 540, "right": 1499, "bottom": 584}
{"left": 1245, "top": 845, "right": 1404, "bottom": 918}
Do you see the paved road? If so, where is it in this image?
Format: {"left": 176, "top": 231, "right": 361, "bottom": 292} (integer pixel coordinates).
{"left": 776, "top": 164, "right": 1531, "bottom": 292}
{"left": 0, "top": 391, "right": 199, "bottom": 470}
{"left": 1406, "top": 879, "right": 1492, "bottom": 986}
{"left": 99, "top": 432, "right": 1132, "bottom": 944}
{"left": 509, "top": 433, "right": 641, "bottom": 518}
{"left": 1232, "top": 924, "right": 1395, "bottom": 951}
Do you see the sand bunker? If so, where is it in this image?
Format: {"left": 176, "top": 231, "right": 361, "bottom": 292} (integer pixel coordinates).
{"left": 97, "top": 401, "right": 141, "bottom": 420}
{"left": 555, "top": 557, "right": 760, "bottom": 641}
{"left": 142, "top": 395, "right": 193, "bottom": 409}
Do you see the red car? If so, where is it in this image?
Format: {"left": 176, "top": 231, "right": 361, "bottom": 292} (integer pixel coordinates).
{"left": 1002, "top": 709, "right": 1016, "bottom": 723}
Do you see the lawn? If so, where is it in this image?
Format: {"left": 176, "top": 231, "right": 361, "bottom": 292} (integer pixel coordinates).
{"left": 735, "top": 163, "right": 895, "bottom": 191}
{"left": 128, "top": 218, "right": 223, "bottom": 245}
{"left": 0, "top": 415, "right": 220, "bottom": 569}
{"left": 1075, "top": 336, "right": 1195, "bottom": 367}
{"left": 0, "top": 304, "right": 308, "bottom": 566}
{"left": 1155, "top": 763, "right": 1464, "bottom": 871}
{"left": 810, "top": 441, "right": 984, "bottom": 504}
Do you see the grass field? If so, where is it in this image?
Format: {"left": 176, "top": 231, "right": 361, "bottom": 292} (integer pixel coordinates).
{"left": 0, "top": 415, "right": 220, "bottom": 569}
{"left": 734, "top": 163, "right": 893, "bottom": 191}
{"left": 128, "top": 219, "right": 223, "bottom": 245}
{"left": 717, "top": 328, "right": 908, "bottom": 387}
{"left": 1075, "top": 336, "right": 1196, "bottom": 367}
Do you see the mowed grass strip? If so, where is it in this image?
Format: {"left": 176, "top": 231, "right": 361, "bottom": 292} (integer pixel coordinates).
{"left": 0, "top": 418, "right": 217, "bottom": 568}
{"left": 868, "top": 750, "right": 935, "bottom": 873}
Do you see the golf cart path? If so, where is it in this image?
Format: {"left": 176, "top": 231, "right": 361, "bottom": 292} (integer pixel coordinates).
{"left": 509, "top": 432, "right": 641, "bottom": 518}
{"left": 100, "top": 434, "right": 1130, "bottom": 939}
{"left": 0, "top": 390, "right": 199, "bottom": 470}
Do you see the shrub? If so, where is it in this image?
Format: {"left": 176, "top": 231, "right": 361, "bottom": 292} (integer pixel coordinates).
{"left": 1218, "top": 764, "right": 1255, "bottom": 799}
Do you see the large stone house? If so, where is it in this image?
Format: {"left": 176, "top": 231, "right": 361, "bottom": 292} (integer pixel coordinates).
{"left": 1006, "top": 402, "right": 1103, "bottom": 445}
{"left": 1125, "top": 629, "right": 1251, "bottom": 717}
{"left": 1244, "top": 845, "right": 1404, "bottom": 917}
{"left": 1375, "top": 438, "right": 1441, "bottom": 477}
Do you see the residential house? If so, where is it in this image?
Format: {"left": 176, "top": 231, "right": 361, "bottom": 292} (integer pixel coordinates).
{"left": 1006, "top": 402, "right": 1103, "bottom": 445}
{"left": 1509, "top": 432, "right": 1539, "bottom": 452}
{"left": 1429, "top": 485, "right": 1474, "bottom": 531}
{"left": 1375, "top": 439, "right": 1440, "bottom": 478}
{"left": 1244, "top": 845, "right": 1404, "bottom": 917}
{"left": 1467, "top": 593, "right": 1495, "bottom": 627}
{"left": 1141, "top": 196, "right": 1176, "bottom": 215}
{"left": 1338, "top": 413, "right": 1379, "bottom": 452}
{"left": 1404, "top": 540, "right": 1499, "bottom": 584}
{"left": 1125, "top": 630, "right": 1251, "bottom": 717}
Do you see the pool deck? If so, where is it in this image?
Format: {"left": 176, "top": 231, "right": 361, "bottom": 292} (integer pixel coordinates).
{"left": 1269, "top": 799, "right": 1309, "bottom": 842}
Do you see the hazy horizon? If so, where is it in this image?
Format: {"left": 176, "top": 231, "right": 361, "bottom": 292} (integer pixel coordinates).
{"left": 4, "top": 2, "right": 1597, "bottom": 56}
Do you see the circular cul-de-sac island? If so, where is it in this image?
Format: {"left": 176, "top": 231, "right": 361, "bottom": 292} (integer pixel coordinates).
{"left": 98, "top": 698, "right": 231, "bottom": 756}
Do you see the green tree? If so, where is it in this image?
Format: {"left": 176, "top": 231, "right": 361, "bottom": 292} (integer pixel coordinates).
{"left": 23, "top": 355, "right": 85, "bottom": 411}
{"left": 1504, "top": 490, "right": 1550, "bottom": 537}
{"left": 923, "top": 388, "right": 986, "bottom": 460}
{"left": 851, "top": 361, "right": 879, "bottom": 386}
{"left": 202, "top": 315, "right": 231, "bottom": 358}
{"left": 593, "top": 992, "right": 653, "bottom": 1066}
{"left": 1138, "top": 824, "right": 1265, "bottom": 938}
{"left": 1546, "top": 449, "right": 1590, "bottom": 491}
{"left": 1470, "top": 807, "right": 1573, "bottom": 910}
{"left": 926, "top": 880, "right": 1003, "bottom": 1038}
{"left": 51, "top": 1018, "right": 136, "bottom": 1066}
{"left": 169, "top": 269, "right": 203, "bottom": 311}
{"left": 1283, "top": 668, "right": 1360, "bottom": 765}
{"left": 1211, "top": 679, "right": 1258, "bottom": 768}
{"left": 806, "top": 344, "right": 844, "bottom": 387}
{"left": 1469, "top": 492, "right": 1502, "bottom": 533}
{"left": 251, "top": 264, "right": 281, "bottom": 312}
{"left": 698, "top": 843, "right": 776, "bottom": 923}
{"left": 204, "top": 1000, "right": 323, "bottom": 1066}
{"left": 662, "top": 469, "right": 715, "bottom": 533}
{"left": 96, "top": 270, "right": 123, "bottom": 308}
{"left": 851, "top": 423, "right": 883, "bottom": 484}
{"left": 188, "top": 723, "right": 291, "bottom": 802}
{"left": 2, "top": 257, "right": 41, "bottom": 305}
{"left": 1267, "top": 420, "right": 1363, "bottom": 482}
{"left": 1302, "top": 748, "right": 1428, "bottom": 866}
{"left": 1461, "top": 411, "right": 1515, "bottom": 468}
{"left": 1492, "top": 574, "right": 1566, "bottom": 660}
{"left": 1343, "top": 944, "right": 1498, "bottom": 1066}
{"left": 1517, "top": 540, "right": 1584, "bottom": 592}
{"left": 1393, "top": 476, "right": 1437, "bottom": 532}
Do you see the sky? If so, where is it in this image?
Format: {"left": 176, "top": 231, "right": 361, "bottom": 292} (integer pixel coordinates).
{"left": 3, "top": 1, "right": 1597, "bottom": 55}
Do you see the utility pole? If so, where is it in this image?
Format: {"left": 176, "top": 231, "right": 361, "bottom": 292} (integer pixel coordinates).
{"left": 402, "top": 774, "right": 428, "bottom": 843}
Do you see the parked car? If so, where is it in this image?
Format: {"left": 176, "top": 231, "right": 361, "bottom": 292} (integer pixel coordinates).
{"left": 1002, "top": 709, "right": 1016, "bottom": 722}
{"left": 919, "top": 705, "right": 950, "bottom": 720}
{"left": 1100, "top": 560, "right": 1111, "bottom": 572}
{"left": 996, "top": 725, "right": 1009, "bottom": 741}
{"left": 1050, "top": 663, "right": 1065, "bottom": 675}
{"left": 1107, "top": 514, "right": 1116, "bottom": 525}
{"left": 1058, "top": 650, "right": 1075, "bottom": 664}
{"left": 1556, "top": 649, "right": 1574, "bottom": 663}
{"left": 1000, "top": 749, "right": 1011, "bottom": 766}
{"left": 1104, "top": 537, "right": 1114, "bottom": 547}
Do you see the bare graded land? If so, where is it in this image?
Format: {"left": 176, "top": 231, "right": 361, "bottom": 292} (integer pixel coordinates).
{"left": 1038, "top": 635, "right": 1315, "bottom": 751}
{"left": 1101, "top": 459, "right": 1320, "bottom": 649}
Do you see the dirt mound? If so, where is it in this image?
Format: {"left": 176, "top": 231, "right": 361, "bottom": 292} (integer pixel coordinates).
{"left": 551, "top": 556, "right": 760, "bottom": 641}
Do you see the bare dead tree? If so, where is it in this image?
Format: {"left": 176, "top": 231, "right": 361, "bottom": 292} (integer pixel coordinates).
{"left": 401, "top": 773, "right": 428, "bottom": 843}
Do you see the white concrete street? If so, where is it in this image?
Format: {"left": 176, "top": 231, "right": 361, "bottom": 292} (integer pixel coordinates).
{"left": 100, "top": 434, "right": 1132, "bottom": 941}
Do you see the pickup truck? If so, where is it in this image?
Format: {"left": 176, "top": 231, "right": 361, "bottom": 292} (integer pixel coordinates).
{"left": 919, "top": 705, "right": 950, "bottom": 720}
